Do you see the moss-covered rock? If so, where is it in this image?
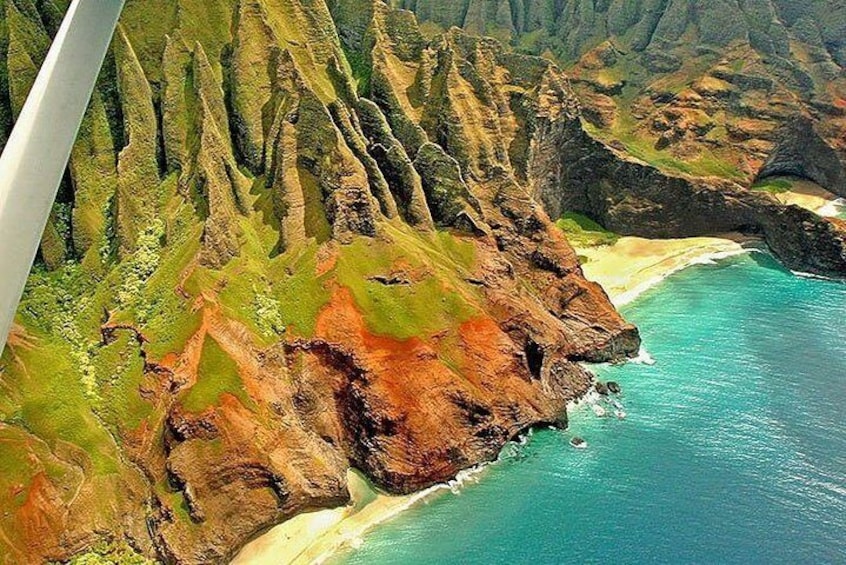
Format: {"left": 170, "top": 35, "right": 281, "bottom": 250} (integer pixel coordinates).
{"left": 413, "top": 142, "right": 481, "bottom": 228}
{"left": 114, "top": 27, "right": 161, "bottom": 256}
{"left": 229, "top": 0, "right": 277, "bottom": 174}
{"left": 356, "top": 98, "right": 432, "bottom": 227}
{"left": 161, "top": 33, "right": 191, "bottom": 173}
{"left": 294, "top": 89, "right": 380, "bottom": 240}
{"left": 183, "top": 43, "right": 249, "bottom": 268}
{"left": 328, "top": 99, "right": 400, "bottom": 219}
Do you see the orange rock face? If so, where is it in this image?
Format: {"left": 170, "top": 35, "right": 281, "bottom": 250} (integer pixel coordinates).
{"left": 0, "top": 2, "right": 641, "bottom": 563}
{"left": 131, "top": 205, "right": 637, "bottom": 563}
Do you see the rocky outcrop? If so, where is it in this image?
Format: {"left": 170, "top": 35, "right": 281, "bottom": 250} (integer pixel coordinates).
{"left": 532, "top": 117, "right": 846, "bottom": 276}
{"left": 402, "top": 0, "right": 846, "bottom": 189}
{"left": 355, "top": 98, "right": 434, "bottom": 227}
{"left": 401, "top": 0, "right": 846, "bottom": 72}
{"left": 0, "top": 2, "right": 641, "bottom": 563}
{"left": 756, "top": 115, "right": 846, "bottom": 197}
{"left": 413, "top": 142, "right": 482, "bottom": 228}
{"left": 292, "top": 90, "right": 381, "bottom": 242}
{"left": 183, "top": 43, "right": 250, "bottom": 268}
{"left": 113, "top": 26, "right": 161, "bottom": 257}
{"left": 229, "top": 0, "right": 278, "bottom": 174}
{"left": 161, "top": 34, "right": 191, "bottom": 174}
{"left": 3, "top": 1, "right": 845, "bottom": 563}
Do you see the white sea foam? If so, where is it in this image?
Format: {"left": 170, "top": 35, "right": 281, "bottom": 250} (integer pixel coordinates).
{"left": 612, "top": 247, "right": 754, "bottom": 307}
{"left": 630, "top": 346, "right": 656, "bottom": 365}
{"left": 689, "top": 256, "right": 717, "bottom": 266}
{"left": 790, "top": 269, "right": 845, "bottom": 283}
{"left": 818, "top": 197, "right": 846, "bottom": 217}
{"left": 580, "top": 389, "right": 602, "bottom": 406}
{"left": 314, "top": 468, "right": 486, "bottom": 563}
{"left": 447, "top": 464, "right": 487, "bottom": 494}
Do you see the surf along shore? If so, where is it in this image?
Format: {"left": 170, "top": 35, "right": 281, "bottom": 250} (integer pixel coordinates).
{"left": 231, "top": 228, "right": 771, "bottom": 565}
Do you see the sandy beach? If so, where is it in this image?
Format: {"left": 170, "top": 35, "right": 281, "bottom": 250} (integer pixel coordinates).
{"left": 578, "top": 235, "right": 754, "bottom": 307}
{"left": 231, "top": 233, "right": 757, "bottom": 565}
{"left": 771, "top": 179, "right": 844, "bottom": 218}
{"left": 231, "top": 469, "right": 477, "bottom": 565}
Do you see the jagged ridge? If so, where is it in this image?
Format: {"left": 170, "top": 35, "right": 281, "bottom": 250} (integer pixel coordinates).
{"left": 0, "top": 0, "right": 844, "bottom": 563}
{"left": 0, "top": 1, "right": 640, "bottom": 563}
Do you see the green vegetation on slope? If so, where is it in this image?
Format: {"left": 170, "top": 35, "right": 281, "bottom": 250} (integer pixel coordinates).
{"left": 335, "top": 223, "right": 479, "bottom": 340}
{"left": 96, "top": 333, "right": 151, "bottom": 432}
{"left": 555, "top": 212, "right": 619, "bottom": 248}
{"left": 66, "top": 540, "right": 155, "bottom": 565}
{"left": 1, "top": 332, "right": 121, "bottom": 476}
{"left": 181, "top": 336, "right": 253, "bottom": 412}
{"left": 583, "top": 114, "right": 744, "bottom": 181}
{"left": 751, "top": 177, "right": 793, "bottom": 193}
{"left": 2, "top": 178, "right": 204, "bottom": 479}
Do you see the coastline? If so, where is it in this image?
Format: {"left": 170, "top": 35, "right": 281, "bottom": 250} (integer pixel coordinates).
{"left": 818, "top": 197, "right": 846, "bottom": 219}
{"left": 771, "top": 179, "right": 844, "bottom": 218}
{"left": 231, "top": 234, "right": 755, "bottom": 565}
{"left": 578, "top": 234, "right": 754, "bottom": 307}
{"left": 231, "top": 469, "right": 484, "bottom": 565}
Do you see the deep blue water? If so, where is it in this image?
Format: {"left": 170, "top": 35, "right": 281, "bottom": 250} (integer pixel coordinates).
{"left": 334, "top": 253, "right": 846, "bottom": 564}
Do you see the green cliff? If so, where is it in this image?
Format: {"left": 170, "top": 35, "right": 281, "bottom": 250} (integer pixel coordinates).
{"left": 0, "top": 0, "right": 843, "bottom": 563}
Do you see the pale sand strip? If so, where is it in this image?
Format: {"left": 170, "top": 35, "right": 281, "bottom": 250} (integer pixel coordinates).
{"left": 578, "top": 235, "right": 753, "bottom": 307}
{"left": 231, "top": 234, "right": 756, "bottom": 565}
{"left": 231, "top": 470, "right": 455, "bottom": 565}
{"left": 772, "top": 179, "right": 843, "bottom": 217}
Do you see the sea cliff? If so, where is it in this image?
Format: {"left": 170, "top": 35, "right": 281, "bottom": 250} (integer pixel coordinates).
{"left": 0, "top": 1, "right": 844, "bottom": 563}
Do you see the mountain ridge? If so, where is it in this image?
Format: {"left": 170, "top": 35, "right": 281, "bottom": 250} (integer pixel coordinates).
{"left": 0, "top": 0, "right": 844, "bottom": 563}
{"left": 398, "top": 0, "right": 846, "bottom": 199}
{"left": 397, "top": 0, "right": 846, "bottom": 71}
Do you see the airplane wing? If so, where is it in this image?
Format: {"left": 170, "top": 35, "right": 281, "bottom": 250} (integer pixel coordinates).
{"left": 0, "top": 0, "right": 125, "bottom": 354}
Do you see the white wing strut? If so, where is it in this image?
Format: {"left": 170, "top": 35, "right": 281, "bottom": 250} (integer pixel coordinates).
{"left": 0, "top": 0, "right": 125, "bottom": 355}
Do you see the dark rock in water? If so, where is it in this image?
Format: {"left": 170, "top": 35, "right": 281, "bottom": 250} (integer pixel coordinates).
{"left": 595, "top": 381, "right": 609, "bottom": 395}
{"left": 570, "top": 436, "right": 587, "bottom": 449}
{"left": 607, "top": 382, "right": 622, "bottom": 394}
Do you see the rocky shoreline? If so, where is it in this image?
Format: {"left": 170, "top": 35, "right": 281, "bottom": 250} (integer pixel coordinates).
{"left": 232, "top": 232, "right": 760, "bottom": 565}
{"left": 532, "top": 118, "right": 846, "bottom": 278}
{"left": 1, "top": 1, "right": 845, "bottom": 564}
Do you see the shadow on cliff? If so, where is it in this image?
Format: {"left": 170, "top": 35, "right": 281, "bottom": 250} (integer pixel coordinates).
{"left": 530, "top": 117, "right": 846, "bottom": 278}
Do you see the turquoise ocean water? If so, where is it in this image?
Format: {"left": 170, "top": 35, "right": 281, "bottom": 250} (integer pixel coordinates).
{"left": 334, "top": 253, "right": 846, "bottom": 564}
